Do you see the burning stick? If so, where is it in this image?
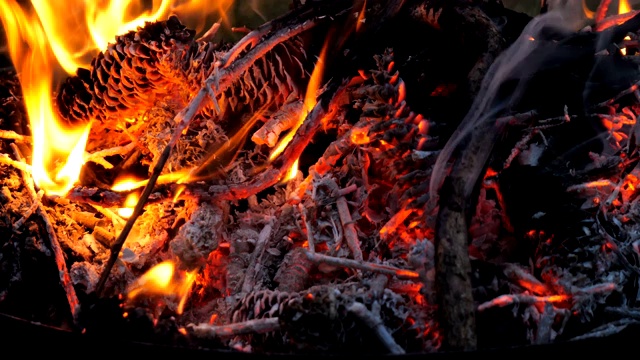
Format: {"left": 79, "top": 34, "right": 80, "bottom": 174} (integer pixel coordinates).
{"left": 188, "top": 317, "right": 281, "bottom": 338}
{"left": 477, "top": 294, "right": 569, "bottom": 312}
{"left": 204, "top": 84, "right": 346, "bottom": 203}
{"left": 9, "top": 143, "right": 80, "bottom": 321}
{"left": 348, "top": 301, "right": 406, "bottom": 355}
{"left": 303, "top": 250, "right": 419, "bottom": 280}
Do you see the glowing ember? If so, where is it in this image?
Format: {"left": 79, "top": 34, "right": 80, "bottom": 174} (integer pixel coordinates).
{"left": 127, "top": 260, "right": 198, "bottom": 315}
{"left": 350, "top": 126, "right": 371, "bottom": 145}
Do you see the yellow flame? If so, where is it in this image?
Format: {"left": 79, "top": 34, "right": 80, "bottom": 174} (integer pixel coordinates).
{"left": 0, "top": 1, "right": 91, "bottom": 197}
{"left": 269, "top": 39, "right": 330, "bottom": 160}
{"left": 85, "top": 0, "right": 173, "bottom": 53}
{"left": 111, "top": 170, "right": 190, "bottom": 192}
{"left": 285, "top": 159, "right": 300, "bottom": 182}
{"left": 117, "top": 193, "right": 139, "bottom": 219}
{"left": 127, "top": 260, "right": 198, "bottom": 315}
{"left": 111, "top": 176, "right": 141, "bottom": 218}
{"left": 619, "top": 0, "right": 632, "bottom": 14}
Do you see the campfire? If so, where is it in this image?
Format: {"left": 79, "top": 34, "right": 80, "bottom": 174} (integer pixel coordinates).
{"left": 2, "top": 0, "right": 640, "bottom": 355}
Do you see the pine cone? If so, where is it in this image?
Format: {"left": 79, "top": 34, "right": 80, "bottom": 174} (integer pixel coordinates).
{"left": 55, "top": 15, "right": 216, "bottom": 125}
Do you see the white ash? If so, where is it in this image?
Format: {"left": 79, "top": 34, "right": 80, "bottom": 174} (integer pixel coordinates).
{"left": 70, "top": 261, "right": 100, "bottom": 294}
{"left": 170, "top": 201, "right": 228, "bottom": 270}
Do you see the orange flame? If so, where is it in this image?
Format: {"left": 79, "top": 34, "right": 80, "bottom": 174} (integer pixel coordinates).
{"left": 582, "top": 0, "right": 595, "bottom": 19}
{"left": 620, "top": 0, "right": 632, "bottom": 14}
{"left": 127, "top": 260, "right": 198, "bottom": 315}
{"left": 269, "top": 39, "right": 330, "bottom": 161}
{"left": 1, "top": 1, "right": 232, "bottom": 197}
{"left": 284, "top": 159, "right": 300, "bottom": 182}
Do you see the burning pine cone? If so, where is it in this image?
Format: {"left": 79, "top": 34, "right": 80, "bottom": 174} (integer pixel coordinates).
{"left": 55, "top": 15, "right": 217, "bottom": 125}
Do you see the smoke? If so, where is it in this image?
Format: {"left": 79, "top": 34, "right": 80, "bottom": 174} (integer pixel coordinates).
{"left": 428, "top": 3, "right": 594, "bottom": 203}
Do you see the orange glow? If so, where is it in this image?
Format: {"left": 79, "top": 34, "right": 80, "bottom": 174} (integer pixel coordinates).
{"left": 127, "top": 260, "right": 198, "bottom": 315}
{"left": 582, "top": 0, "right": 595, "bottom": 19}
{"left": 396, "top": 79, "right": 406, "bottom": 105}
{"left": 269, "top": 38, "right": 330, "bottom": 160}
{"left": 350, "top": 126, "right": 371, "bottom": 145}
{"left": 185, "top": 108, "right": 265, "bottom": 183}
{"left": 380, "top": 208, "right": 414, "bottom": 239}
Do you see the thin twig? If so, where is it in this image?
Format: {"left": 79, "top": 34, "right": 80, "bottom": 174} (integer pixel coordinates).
{"left": 10, "top": 143, "right": 80, "bottom": 321}
{"left": 84, "top": 142, "right": 137, "bottom": 169}
{"left": 0, "top": 129, "right": 30, "bottom": 143}
{"left": 303, "top": 249, "right": 419, "bottom": 280}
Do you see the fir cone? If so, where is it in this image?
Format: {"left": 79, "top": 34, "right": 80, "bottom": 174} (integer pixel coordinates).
{"left": 55, "top": 15, "right": 217, "bottom": 125}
